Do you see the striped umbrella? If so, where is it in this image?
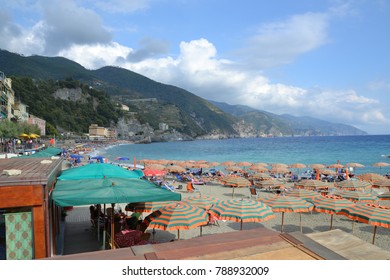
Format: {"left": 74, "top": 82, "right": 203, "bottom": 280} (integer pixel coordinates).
{"left": 346, "top": 162, "right": 365, "bottom": 168}
{"left": 258, "top": 195, "right": 313, "bottom": 232}
{"left": 252, "top": 173, "right": 272, "bottom": 180}
{"left": 285, "top": 189, "right": 321, "bottom": 203}
{"left": 336, "top": 179, "right": 372, "bottom": 191}
{"left": 221, "top": 176, "right": 252, "bottom": 197}
{"left": 339, "top": 203, "right": 390, "bottom": 244}
{"left": 333, "top": 190, "right": 378, "bottom": 203}
{"left": 371, "top": 179, "right": 390, "bottom": 190}
{"left": 378, "top": 192, "right": 390, "bottom": 200}
{"left": 209, "top": 198, "right": 275, "bottom": 230}
{"left": 312, "top": 195, "right": 354, "bottom": 230}
{"left": 295, "top": 179, "right": 330, "bottom": 191}
{"left": 165, "top": 165, "right": 187, "bottom": 173}
{"left": 225, "top": 166, "right": 244, "bottom": 173}
{"left": 372, "top": 162, "right": 390, "bottom": 174}
{"left": 183, "top": 195, "right": 220, "bottom": 210}
{"left": 248, "top": 165, "right": 269, "bottom": 173}
{"left": 143, "top": 202, "right": 208, "bottom": 240}
{"left": 309, "top": 163, "right": 326, "bottom": 169}
{"left": 221, "top": 161, "right": 236, "bottom": 166}
{"left": 357, "top": 173, "right": 386, "bottom": 183}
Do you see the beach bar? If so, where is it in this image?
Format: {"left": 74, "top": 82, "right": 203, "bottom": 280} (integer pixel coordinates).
{"left": 0, "top": 157, "right": 63, "bottom": 259}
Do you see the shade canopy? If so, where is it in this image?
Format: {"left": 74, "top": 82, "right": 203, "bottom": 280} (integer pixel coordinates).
{"left": 52, "top": 177, "right": 181, "bottom": 207}
{"left": 58, "top": 163, "right": 144, "bottom": 180}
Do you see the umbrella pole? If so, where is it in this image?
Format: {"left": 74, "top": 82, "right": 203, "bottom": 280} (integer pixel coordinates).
{"left": 102, "top": 204, "right": 106, "bottom": 249}
{"left": 300, "top": 213, "right": 302, "bottom": 232}
{"left": 351, "top": 219, "right": 355, "bottom": 232}
{"left": 330, "top": 214, "right": 333, "bottom": 230}
{"left": 152, "top": 229, "right": 156, "bottom": 242}
{"left": 281, "top": 212, "right": 285, "bottom": 232}
{"left": 111, "top": 203, "right": 115, "bottom": 249}
{"left": 177, "top": 229, "right": 180, "bottom": 240}
{"left": 372, "top": 226, "right": 377, "bottom": 244}
{"left": 200, "top": 226, "right": 203, "bottom": 236}
{"left": 232, "top": 187, "right": 235, "bottom": 198}
{"left": 240, "top": 220, "right": 243, "bottom": 231}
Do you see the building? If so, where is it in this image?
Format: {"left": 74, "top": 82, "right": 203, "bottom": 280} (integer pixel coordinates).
{"left": 12, "top": 101, "right": 29, "bottom": 122}
{"left": 28, "top": 114, "right": 46, "bottom": 136}
{"left": 88, "top": 124, "right": 116, "bottom": 140}
{"left": 0, "top": 71, "right": 15, "bottom": 120}
{"left": 0, "top": 157, "right": 63, "bottom": 259}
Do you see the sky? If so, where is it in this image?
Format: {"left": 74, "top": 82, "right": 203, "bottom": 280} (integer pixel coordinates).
{"left": 0, "top": 0, "right": 389, "bottom": 134}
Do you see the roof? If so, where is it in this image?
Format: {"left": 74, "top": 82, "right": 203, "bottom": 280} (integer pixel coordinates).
{"left": 0, "top": 157, "right": 63, "bottom": 187}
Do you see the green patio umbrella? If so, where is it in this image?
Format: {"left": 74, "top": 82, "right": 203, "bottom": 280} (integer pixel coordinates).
{"left": 52, "top": 178, "right": 181, "bottom": 206}
{"left": 52, "top": 177, "right": 181, "bottom": 249}
{"left": 58, "top": 163, "right": 144, "bottom": 180}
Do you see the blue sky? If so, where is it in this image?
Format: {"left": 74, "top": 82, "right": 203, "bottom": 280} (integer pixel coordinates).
{"left": 1, "top": 0, "right": 389, "bottom": 134}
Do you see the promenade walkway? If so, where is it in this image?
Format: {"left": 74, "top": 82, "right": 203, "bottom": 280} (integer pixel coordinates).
{"left": 58, "top": 207, "right": 102, "bottom": 255}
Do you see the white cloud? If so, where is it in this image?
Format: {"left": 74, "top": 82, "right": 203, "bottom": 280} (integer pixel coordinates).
{"left": 58, "top": 42, "right": 132, "bottom": 69}
{"left": 237, "top": 12, "right": 330, "bottom": 68}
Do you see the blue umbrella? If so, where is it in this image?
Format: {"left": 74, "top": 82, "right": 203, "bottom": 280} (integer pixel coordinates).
{"left": 115, "top": 157, "right": 130, "bottom": 161}
{"left": 91, "top": 155, "right": 105, "bottom": 163}
{"left": 70, "top": 154, "right": 83, "bottom": 163}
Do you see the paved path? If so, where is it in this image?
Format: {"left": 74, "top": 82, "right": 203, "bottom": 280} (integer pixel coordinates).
{"left": 62, "top": 207, "right": 103, "bottom": 255}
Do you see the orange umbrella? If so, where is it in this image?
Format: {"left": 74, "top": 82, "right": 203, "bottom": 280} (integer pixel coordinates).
{"left": 259, "top": 195, "right": 313, "bottom": 232}
{"left": 346, "top": 162, "right": 365, "bottom": 168}
{"left": 372, "top": 162, "right": 390, "bottom": 174}
{"left": 312, "top": 195, "right": 354, "bottom": 230}
{"left": 221, "top": 176, "right": 252, "bottom": 197}
{"left": 295, "top": 179, "right": 330, "bottom": 191}
{"left": 357, "top": 173, "right": 386, "bottom": 183}
{"left": 309, "top": 163, "right": 326, "bottom": 169}
{"left": 290, "top": 163, "right": 307, "bottom": 169}
{"left": 165, "top": 165, "right": 187, "bottom": 173}
{"left": 209, "top": 198, "right": 275, "bottom": 230}
{"left": 340, "top": 203, "right": 390, "bottom": 244}
{"left": 336, "top": 179, "right": 372, "bottom": 191}
{"left": 183, "top": 195, "right": 220, "bottom": 210}
{"left": 143, "top": 202, "right": 208, "bottom": 240}
{"left": 221, "top": 161, "right": 236, "bottom": 166}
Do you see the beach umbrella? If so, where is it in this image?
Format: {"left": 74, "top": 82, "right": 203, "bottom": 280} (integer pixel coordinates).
{"left": 372, "top": 162, "right": 390, "bottom": 174}
{"left": 236, "top": 161, "right": 252, "bottom": 168}
{"left": 209, "top": 198, "right": 275, "bottom": 230}
{"left": 221, "top": 161, "right": 236, "bottom": 166}
{"left": 269, "top": 166, "right": 290, "bottom": 174}
{"left": 371, "top": 179, "right": 390, "bottom": 190}
{"left": 258, "top": 195, "right": 314, "bottom": 232}
{"left": 248, "top": 165, "right": 268, "bottom": 173}
{"left": 225, "top": 166, "right": 244, "bottom": 173}
{"left": 143, "top": 202, "right": 209, "bottom": 240}
{"left": 312, "top": 195, "right": 354, "bottom": 230}
{"left": 91, "top": 155, "right": 105, "bottom": 163}
{"left": 165, "top": 165, "right": 186, "bottom": 173}
{"left": 290, "top": 163, "right": 307, "bottom": 169}
{"left": 290, "top": 163, "right": 306, "bottom": 178}
{"left": 270, "top": 163, "right": 289, "bottom": 168}
{"left": 357, "top": 173, "right": 386, "bottom": 183}
{"left": 257, "top": 179, "right": 286, "bottom": 191}
{"left": 221, "top": 176, "right": 252, "bottom": 197}
{"left": 333, "top": 190, "right": 378, "bottom": 203}
{"left": 295, "top": 179, "right": 330, "bottom": 191}
{"left": 285, "top": 189, "right": 321, "bottom": 203}
{"left": 339, "top": 203, "right": 390, "bottom": 244}
{"left": 378, "top": 192, "right": 390, "bottom": 200}
{"left": 58, "top": 163, "right": 144, "bottom": 180}
{"left": 328, "top": 163, "right": 344, "bottom": 169}
{"left": 319, "top": 169, "right": 337, "bottom": 176}
{"left": 346, "top": 162, "right": 365, "bottom": 168}
{"left": 147, "top": 163, "right": 166, "bottom": 170}
{"left": 309, "top": 163, "right": 326, "bottom": 169}
{"left": 208, "top": 161, "right": 220, "bottom": 167}
{"left": 252, "top": 172, "right": 272, "bottom": 180}
{"left": 183, "top": 194, "right": 220, "bottom": 210}
{"left": 142, "top": 169, "right": 167, "bottom": 177}
{"left": 115, "top": 157, "right": 130, "bottom": 161}
{"left": 336, "top": 179, "right": 372, "bottom": 191}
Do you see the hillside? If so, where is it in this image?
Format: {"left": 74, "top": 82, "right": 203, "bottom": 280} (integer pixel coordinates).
{"left": 209, "top": 101, "right": 367, "bottom": 136}
{"left": 0, "top": 49, "right": 367, "bottom": 138}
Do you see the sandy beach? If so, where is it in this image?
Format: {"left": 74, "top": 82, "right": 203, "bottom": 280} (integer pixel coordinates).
{"left": 130, "top": 177, "right": 390, "bottom": 252}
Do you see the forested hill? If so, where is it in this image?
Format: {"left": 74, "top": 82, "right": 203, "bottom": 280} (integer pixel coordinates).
{"left": 0, "top": 49, "right": 367, "bottom": 137}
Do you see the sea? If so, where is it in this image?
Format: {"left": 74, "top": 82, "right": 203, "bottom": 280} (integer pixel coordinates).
{"left": 96, "top": 135, "right": 390, "bottom": 176}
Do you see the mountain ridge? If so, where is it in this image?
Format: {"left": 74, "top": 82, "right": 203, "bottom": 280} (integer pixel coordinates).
{"left": 0, "top": 49, "right": 367, "bottom": 139}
